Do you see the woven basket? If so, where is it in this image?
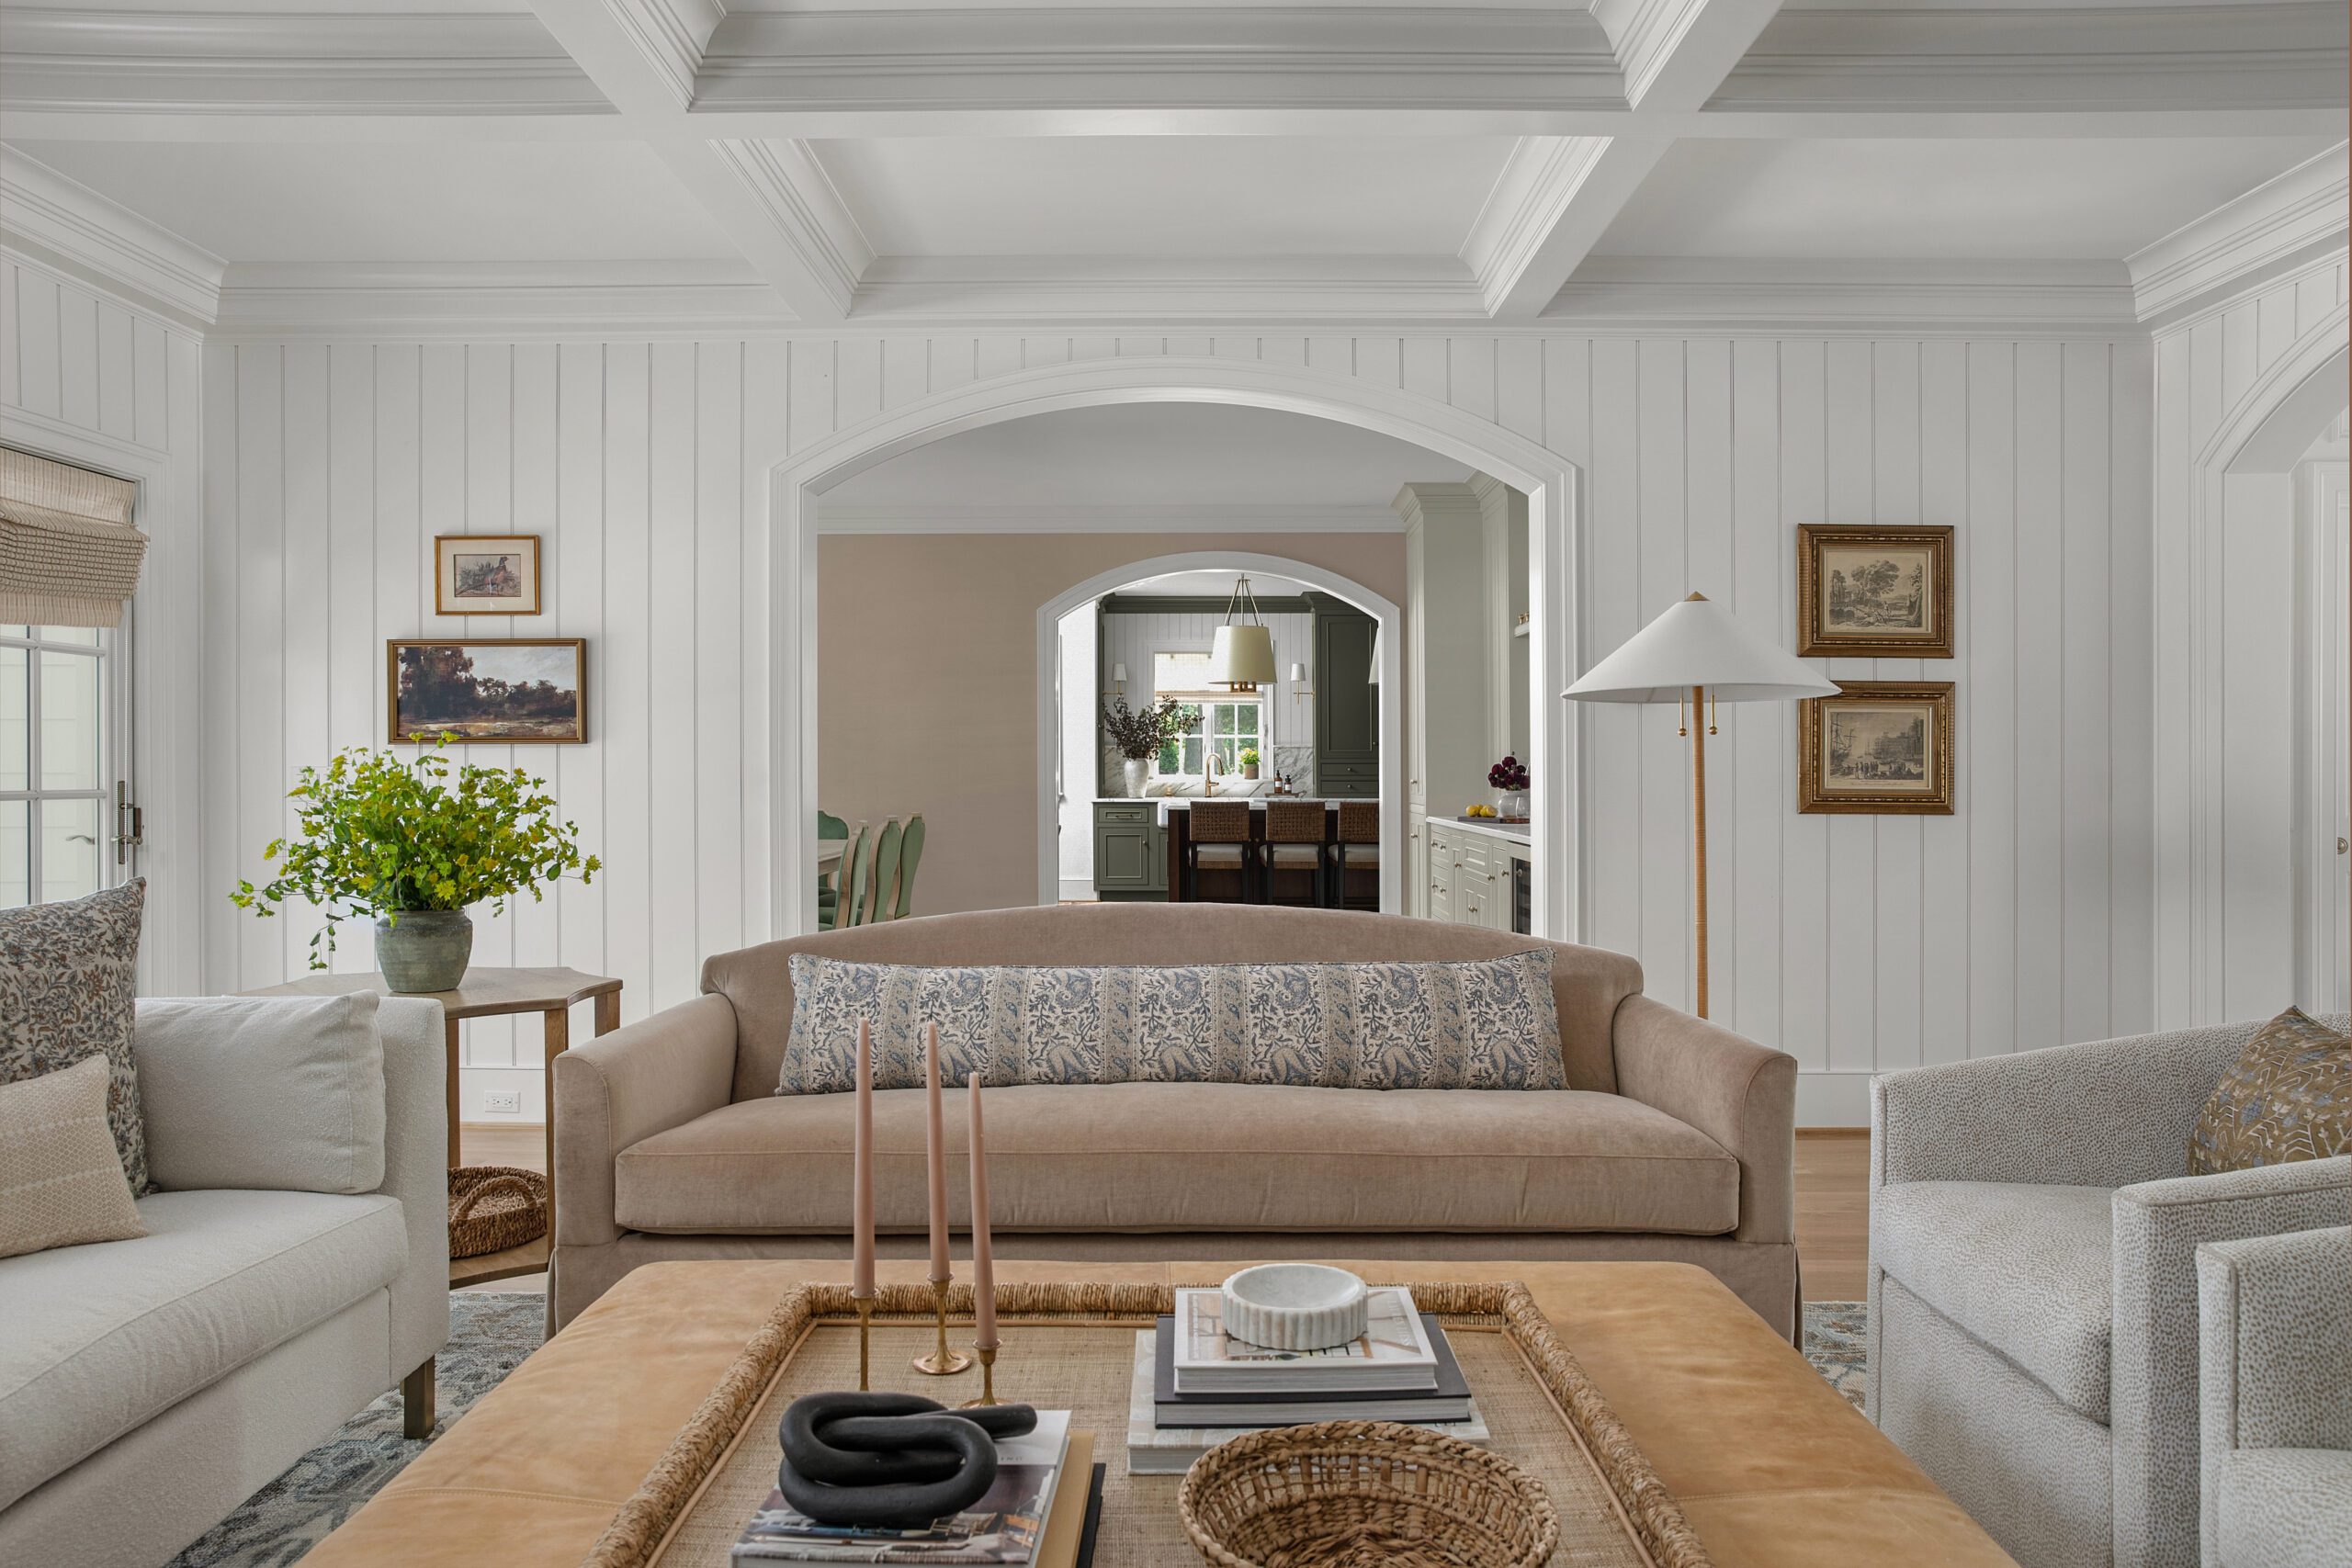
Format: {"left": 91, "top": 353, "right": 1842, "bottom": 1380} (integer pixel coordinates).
{"left": 1178, "top": 1419, "right": 1559, "bottom": 1568}
{"left": 447, "top": 1166, "right": 548, "bottom": 1258}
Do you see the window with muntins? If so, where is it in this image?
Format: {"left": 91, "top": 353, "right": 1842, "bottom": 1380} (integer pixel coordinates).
{"left": 0, "top": 624, "right": 113, "bottom": 907}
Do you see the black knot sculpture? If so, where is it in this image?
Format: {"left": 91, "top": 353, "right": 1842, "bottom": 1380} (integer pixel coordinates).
{"left": 777, "top": 1392, "right": 1038, "bottom": 1529}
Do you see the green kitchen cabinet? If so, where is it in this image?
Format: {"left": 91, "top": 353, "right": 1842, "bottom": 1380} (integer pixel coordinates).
{"left": 1092, "top": 801, "right": 1167, "bottom": 898}
{"left": 1309, "top": 592, "right": 1379, "bottom": 796}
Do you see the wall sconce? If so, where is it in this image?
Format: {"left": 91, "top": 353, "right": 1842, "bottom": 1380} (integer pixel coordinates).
{"left": 1110, "top": 661, "right": 1128, "bottom": 697}
{"left": 1289, "top": 661, "right": 1315, "bottom": 706}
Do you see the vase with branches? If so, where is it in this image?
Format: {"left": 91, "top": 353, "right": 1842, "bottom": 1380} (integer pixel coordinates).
{"left": 1102, "top": 694, "right": 1189, "bottom": 796}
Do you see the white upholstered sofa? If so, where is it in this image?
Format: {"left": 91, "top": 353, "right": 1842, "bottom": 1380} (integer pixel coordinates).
{"left": 0, "top": 995, "right": 449, "bottom": 1568}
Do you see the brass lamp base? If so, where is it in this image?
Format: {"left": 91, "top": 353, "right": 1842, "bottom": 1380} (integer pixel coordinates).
{"left": 911, "top": 1278, "right": 973, "bottom": 1376}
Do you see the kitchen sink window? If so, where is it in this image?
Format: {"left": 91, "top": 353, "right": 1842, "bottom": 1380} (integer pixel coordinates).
{"left": 1150, "top": 652, "right": 1262, "bottom": 781}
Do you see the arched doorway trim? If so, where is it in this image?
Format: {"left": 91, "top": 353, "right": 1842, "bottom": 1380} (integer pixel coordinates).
{"left": 767, "top": 356, "right": 1582, "bottom": 938}
{"left": 1033, "top": 551, "right": 1403, "bottom": 909}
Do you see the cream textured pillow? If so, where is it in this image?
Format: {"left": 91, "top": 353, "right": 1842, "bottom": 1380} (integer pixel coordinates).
{"left": 779, "top": 949, "right": 1567, "bottom": 1096}
{"left": 136, "top": 993, "right": 388, "bottom": 1194}
{"left": 0, "top": 1055, "right": 147, "bottom": 1260}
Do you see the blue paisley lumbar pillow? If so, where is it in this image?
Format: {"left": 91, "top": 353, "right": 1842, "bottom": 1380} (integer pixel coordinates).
{"left": 777, "top": 948, "right": 1566, "bottom": 1095}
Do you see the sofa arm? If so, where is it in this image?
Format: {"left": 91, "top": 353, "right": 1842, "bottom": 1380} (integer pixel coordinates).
{"left": 552, "top": 994, "right": 739, "bottom": 1247}
{"left": 2197, "top": 1225, "right": 2352, "bottom": 1568}
{"left": 375, "top": 998, "right": 450, "bottom": 1384}
{"left": 1869, "top": 1022, "right": 2269, "bottom": 1191}
{"left": 2109, "top": 1157, "right": 2351, "bottom": 1568}
{"left": 1611, "top": 994, "right": 1796, "bottom": 1246}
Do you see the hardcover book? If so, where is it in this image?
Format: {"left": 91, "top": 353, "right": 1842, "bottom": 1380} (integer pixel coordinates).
{"left": 1172, "top": 1286, "right": 1439, "bottom": 1393}
{"left": 1153, "top": 1314, "right": 1472, "bottom": 1426}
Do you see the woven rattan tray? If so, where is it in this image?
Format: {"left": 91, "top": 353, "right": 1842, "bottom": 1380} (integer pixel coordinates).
{"left": 579, "top": 1280, "right": 1713, "bottom": 1568}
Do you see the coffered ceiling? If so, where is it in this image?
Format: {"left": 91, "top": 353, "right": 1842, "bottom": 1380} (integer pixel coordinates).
{"left": 0, "top": 0, "right": 2343, "bottom": 334}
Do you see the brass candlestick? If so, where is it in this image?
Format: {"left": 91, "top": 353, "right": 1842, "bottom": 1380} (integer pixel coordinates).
{"left": 957, "top": 1344, "right": 1001, "bottom": 1408}
{"left": 854, "top": 1295, "right": 875, "bottom": 1392}
{"left": 911, "top": 1278, "right": 973, "bottom": 1376}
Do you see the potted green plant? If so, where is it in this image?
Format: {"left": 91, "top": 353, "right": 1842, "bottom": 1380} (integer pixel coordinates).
{"left": 1238, "top": 746, "right": 1260, "bottom": 780}
{"left": 1102, "top": 694, "right": 1189, "bottom": 797}
{"left": 231, "top": 738, "right": 601, "bottom": 993}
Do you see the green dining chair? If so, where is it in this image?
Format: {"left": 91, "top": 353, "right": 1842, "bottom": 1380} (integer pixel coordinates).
{"left": 841, "top": 822, "right": 877, "bottom": 929}
{"left": 829, "top": 821, "right": 870, "bottom": 930}
{"left": 866, "top": 818, "right": 904, "bottom": 926}
{"left": 816, "top": 811, "right": 848, "bottom": 929}
{"left": 891, "top": 815, "right": 925, "bottom": 920}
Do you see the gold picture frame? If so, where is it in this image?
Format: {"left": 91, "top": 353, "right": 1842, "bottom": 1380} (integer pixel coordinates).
{"left": 1799, "top": 681, "right": 1954, "bottom": 815}
{"left": 435, "top": 534, "right": 542, "bottom": 615}
{"left": 388, "top": 638, "right": 585, "bottom": 744}
{"left": 1796, "top": 524, "right": 1952, "bottom": 658}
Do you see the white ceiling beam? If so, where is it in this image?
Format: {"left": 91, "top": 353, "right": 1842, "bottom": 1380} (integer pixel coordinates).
{"left": 1463, "top": 137, "right": 1670, "bottom": 318}
{"left": 1605, "top": 0, "right": 1786, "bottom": 112}
{"left": 520, "top": 0, "right": 862, "bottom": 321}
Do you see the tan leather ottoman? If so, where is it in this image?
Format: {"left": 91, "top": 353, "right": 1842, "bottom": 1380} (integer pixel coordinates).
{"left": 299, "top": 1259, "right": 2015, "bottom": 1568}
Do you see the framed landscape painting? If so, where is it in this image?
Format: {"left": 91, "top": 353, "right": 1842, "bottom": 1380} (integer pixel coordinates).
{"left": 389, "top": 638, "right": 585, "bottom": 744}
{"left": 435, "top": 534, "right": 541, "bottom": 615}
{"left": 1796, "top": 524, "right": 1953, "bottom": 658}
{"left": 1799, "top": 681, "right": 1954, "bottom": 815}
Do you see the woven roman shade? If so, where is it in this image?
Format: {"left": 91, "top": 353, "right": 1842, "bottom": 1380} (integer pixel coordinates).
{"left": 0, "top": 446, "right": 145, "bottom": 628}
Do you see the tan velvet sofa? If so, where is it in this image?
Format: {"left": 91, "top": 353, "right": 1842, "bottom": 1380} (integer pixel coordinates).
{"left": 550, "top": 905, "right": 1800, "bottom": 1337}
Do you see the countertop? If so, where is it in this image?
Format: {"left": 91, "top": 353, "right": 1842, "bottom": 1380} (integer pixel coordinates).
{"left": 1435, "top": 816, "right": 1533, "bottom": 849}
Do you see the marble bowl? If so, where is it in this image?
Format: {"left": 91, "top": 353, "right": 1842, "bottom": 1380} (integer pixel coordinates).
{"left": 1219, "top": 1264, "right": 1369, "bottom": 1351}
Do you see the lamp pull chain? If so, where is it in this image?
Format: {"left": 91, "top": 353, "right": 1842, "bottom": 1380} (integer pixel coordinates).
{"left": 1677, "top": 690, "right": 1689, "bottom": 738}
{"left": 1708, "top": 690, "right": 1719, "bottom": 736}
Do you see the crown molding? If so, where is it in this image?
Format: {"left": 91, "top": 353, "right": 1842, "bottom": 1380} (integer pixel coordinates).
{"left": 1545, "top": 256, "right": 2141, "bottom": 335}
{"left": 598, "top": 0, "right": 725, "bottom": 108}
{"left": 207, "top": 259, "right": 788, "bottom": 340}
{"left": 813, "top": 502, "right": 1406, "bottom": 535}
{"left": 2128, "top": 141, "right": 2349, "bottom": 330}
{"left": 1718, "top": 2, "right": 2348, "bottom": 112}
{"left": 1463, "top": 136, "right": 1668, "bottom": 317}
{"left": 707, "top": 138, "right": 873, "bottom": 317}
{"left": 0, "top": 150, "right": 223, "bottom": 329}
{"left": 0, "top": 8, "right": 611, "bottom": 115}
{"left": 848, "top": 254, "right": 1490, "bottom": 321}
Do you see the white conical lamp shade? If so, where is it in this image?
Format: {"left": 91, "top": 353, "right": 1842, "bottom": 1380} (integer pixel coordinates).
{"left": 1210, "top": 623, "right": 1277, "bottom": 688}
{"left": 1564, "top": 592, "right": 1837, "bottom": 704}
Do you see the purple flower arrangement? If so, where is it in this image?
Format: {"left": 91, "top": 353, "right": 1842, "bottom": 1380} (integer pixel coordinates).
{"left": 1487, "top": 755, "right": 1530, "bottom": 791}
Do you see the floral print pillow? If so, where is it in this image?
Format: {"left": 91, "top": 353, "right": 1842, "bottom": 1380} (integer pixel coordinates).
{"left": 0, "top": 880, "right": 148, "bottom": 1191}
{"left": 2188, "top": 1007, "right": 2351, "bottom": 1175}
{"left": 778, "top": 947, "right": 1566, "bottom": 1096}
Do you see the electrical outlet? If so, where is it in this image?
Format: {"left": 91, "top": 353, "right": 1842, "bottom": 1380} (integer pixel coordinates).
{"left": 484, "top": 1090, "right": 522, "bottom": 1115}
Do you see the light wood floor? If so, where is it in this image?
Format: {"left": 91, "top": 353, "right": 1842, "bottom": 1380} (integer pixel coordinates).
{"left": 460, "top": 1124, "right": 1873, "bottom": 1303}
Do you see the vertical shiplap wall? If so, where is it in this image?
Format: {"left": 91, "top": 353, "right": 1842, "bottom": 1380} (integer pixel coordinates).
{"left": 1102, "top": 604, "right": 1317, "bottom": 760}
{"left": 2151, "top": 254, "right": 2351, "bottom": 1028}
{"left": 199, "top": 329, "right": 2157, "bottom": 1122}
{"left": 1, "top": 250, "right": 206, "bottom": 998}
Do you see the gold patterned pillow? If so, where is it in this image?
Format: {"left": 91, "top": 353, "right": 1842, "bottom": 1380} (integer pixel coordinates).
{"left": 2188, "top": 1007, "right": 2352, "bottom": 1175}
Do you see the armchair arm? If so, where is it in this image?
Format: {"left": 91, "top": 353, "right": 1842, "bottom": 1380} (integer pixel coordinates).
{"left": 2197, "top": 1225, "right": 2352, "bottom": 1568}
{"left": 2110, "top": 1157, "right": 2351, "bottom": 1568}
{"left": 1870, "top": 1022, "right": 2263, "bottom": 1190}
{"left": 374, "top": 998, "right": 450, "bottom": 1384}
{"left": 1611, "top": 994, "right": 1797, "bottom": 1245}
{"left": 551, "top": 994, "right": 739, "bottom": 1247}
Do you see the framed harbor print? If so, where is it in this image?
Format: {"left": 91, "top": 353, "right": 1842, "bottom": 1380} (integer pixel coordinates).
{"left": 1799, "top": 681, "right": 1954, "bottom": 814}
{"left": 435, "top": 534, "right": 541, "bottom": 615}
{"left": 389, "top": 638, "right": 584, "bottom": 743}
{"left": 1796, "top": 524, "right": 1952, "bottom": 658}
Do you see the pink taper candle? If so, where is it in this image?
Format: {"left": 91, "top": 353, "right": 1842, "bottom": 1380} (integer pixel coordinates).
{"left": 924, "top": 1026, "right": 951, "bottom": 1281}
{"left": 967, "top": 1071, "right": 998, "bottom": 1349}
{"left": 851, "top": 1020, "right": 876, "bottom": 1300}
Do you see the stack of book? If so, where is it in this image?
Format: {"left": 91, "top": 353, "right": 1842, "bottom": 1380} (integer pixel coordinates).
{"left": 1126, "top": 1286, "right": 1487, "bottom": 1475}
{"left": 733, "top": 1411, "right": 1105, "bottom": 1566}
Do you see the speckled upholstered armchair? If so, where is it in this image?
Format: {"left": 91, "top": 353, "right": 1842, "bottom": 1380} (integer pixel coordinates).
{"left": 2195, "top": 1226, "right": 2352, "bottom": 1568}
{"left": 1866, "top": 1019, "right": 2351, "bottom": 1568}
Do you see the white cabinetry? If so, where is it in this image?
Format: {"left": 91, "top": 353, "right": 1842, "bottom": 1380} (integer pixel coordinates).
{"left": 1423, "top": 819, "right": 1526, "bottom": 932}
{"left": 1396, "top": 481, "right": 1492, "bottom": 915}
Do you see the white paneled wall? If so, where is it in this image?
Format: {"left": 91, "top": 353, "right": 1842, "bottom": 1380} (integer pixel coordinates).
{"left": 2152, "top": 254, "right": 2351, "bottom": 1028}
{"left": 0, "top": 252, "right": 206, "bottom": 998}
{"left": 193, "top": 329, "right": 2160, "bottom": 1122}
{"left": 1101, "top": 604, "right": 1317, "bottom": 766}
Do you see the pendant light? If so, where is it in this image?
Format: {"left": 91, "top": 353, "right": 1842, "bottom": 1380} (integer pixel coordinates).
{"left": 1208, "top": 575, "right": 1278, "bottom": 692}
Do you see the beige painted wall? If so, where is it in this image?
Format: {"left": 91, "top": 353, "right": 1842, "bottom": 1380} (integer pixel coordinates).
{"left": 818, "top": 532, "right": 1408, "bottom": 917}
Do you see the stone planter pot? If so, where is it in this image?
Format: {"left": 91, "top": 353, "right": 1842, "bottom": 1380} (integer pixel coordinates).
{"left": 1122, "top": 757, "right": 1151, "bottom": 797}
{"left": 375, "top": 908, "right": 474, "bottom": 994}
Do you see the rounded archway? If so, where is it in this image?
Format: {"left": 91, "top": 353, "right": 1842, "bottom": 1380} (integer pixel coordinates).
{"left": 1032, "top": 550, "right": 1404, "bottom": 909}
{"left": 766, "top": 356, "right": 1583, "bottom": 938}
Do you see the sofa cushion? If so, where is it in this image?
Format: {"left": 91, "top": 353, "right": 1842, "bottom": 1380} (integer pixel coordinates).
{"left": 615, "top": 1081, "right": 1739, "bottom": 1238}
{"left": 0, "top": 880, "right": 148, "bottom": 1191}
{"left": 0, "top": 1187, "right": 408, "bottom": 1511}
{"left": 136, "top": 994, "right": 388, "bottom": 1194}
{"left": 1872, "top": 1179, "right": 2115, "bottom": 1422}
{"left": 778, "top": 949, "right": 1566, "bottom": 1095}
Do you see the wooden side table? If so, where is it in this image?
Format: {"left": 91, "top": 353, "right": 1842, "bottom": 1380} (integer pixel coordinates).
{"left": 240, "top": 965, "right": 622, "bottom": 1284}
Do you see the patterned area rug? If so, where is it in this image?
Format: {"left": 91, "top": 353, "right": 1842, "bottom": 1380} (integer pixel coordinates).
{"left": 167, "top": 1294, "right": 1869, "bottom": 1565}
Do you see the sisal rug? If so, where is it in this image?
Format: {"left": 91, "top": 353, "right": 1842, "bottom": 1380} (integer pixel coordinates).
{"left": 166, "top": 1296, "right": 1869, "bottom": 1568}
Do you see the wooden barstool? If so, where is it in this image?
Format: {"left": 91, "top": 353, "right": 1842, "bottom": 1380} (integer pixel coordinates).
{"left": 1331, "top": 800, "right": 1380, "bottom": 911}
{"left": 1185, "top": 800, "right": 1256, "bottom": 903}
{"left": 1262, "top": 799, "right": 1328, "bottom": 908}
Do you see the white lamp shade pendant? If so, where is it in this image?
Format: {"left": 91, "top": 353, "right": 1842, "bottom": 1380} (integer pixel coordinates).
{"left": 1208, "top": 575, "right": 1279, "bottom": 691}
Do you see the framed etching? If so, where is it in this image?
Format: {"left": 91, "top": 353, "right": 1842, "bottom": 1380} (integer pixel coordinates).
{"left": 435, "top": 534, "right": 541, "bottom": 615}
{"left": 1800, "top": 681, "right": 1954, "bottom": 815}
{"left": 389, "top": 638, "right": 585, "bottom": 744}
{"left": 1796, "top": 524, "right": 1952, "bottom": 658}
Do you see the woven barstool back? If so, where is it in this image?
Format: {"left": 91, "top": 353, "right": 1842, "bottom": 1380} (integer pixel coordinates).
{"left": 1262, "top": 797, "right": 1328, "bottom": 907}
{"left": 1338, "top": 800, "right": 1380, "bottom": 844}
{"left": 1189, "top": 800, "right": 1252, "bottom": 842}
{"left": 1263, "top": 799, "right": 1326, "bottom": 843}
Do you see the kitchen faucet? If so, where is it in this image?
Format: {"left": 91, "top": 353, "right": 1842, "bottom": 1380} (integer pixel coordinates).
{"left": 1203, "top": 751, "right": 1218, "bottom": 796}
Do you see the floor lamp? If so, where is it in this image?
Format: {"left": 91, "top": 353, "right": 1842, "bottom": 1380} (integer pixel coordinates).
{"left": 1563, "top": 592, "right": 1837, "bottom": 1019}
